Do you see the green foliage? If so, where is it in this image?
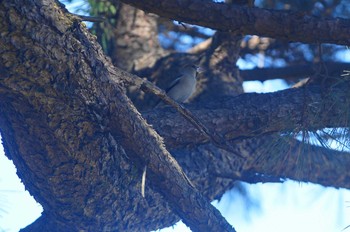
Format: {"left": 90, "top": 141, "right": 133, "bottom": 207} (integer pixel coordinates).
{"left": 88, "top": 0, "right": 118, "bottom": 53}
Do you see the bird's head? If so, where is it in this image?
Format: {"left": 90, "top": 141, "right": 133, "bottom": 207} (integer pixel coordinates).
{"left": 181, "top": 64, "right": 205, "bottom": 76}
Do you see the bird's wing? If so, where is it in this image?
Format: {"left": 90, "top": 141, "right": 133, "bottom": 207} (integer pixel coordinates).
{"left": 154, "top": 76, "right": 181, "bottom": 108}
{"left": 165, "top": 76, "right": 181, "bottom": 93}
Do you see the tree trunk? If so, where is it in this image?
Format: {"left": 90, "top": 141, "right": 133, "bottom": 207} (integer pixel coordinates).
{"left": 110, "top": 2, "right": 166, "bottom": 72}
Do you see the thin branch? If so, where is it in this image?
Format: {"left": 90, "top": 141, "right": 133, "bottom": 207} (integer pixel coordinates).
{"left": 240, "top": 62, "right": 350, "bottom": 82}
{"left": 73, "top": 14, "right": 106, "bottom": 23}
{"left": 59, "top": 1, "right": 106, "bottom": 22}
{"left": 212, "top": 170, "right": 284, "bottom": 184}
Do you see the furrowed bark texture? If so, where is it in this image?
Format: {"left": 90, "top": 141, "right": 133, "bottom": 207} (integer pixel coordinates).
{"left": 0, "top": 1, "right": 234, "bottom": 231}
{"left": 145, "top": 86, "right": 350, "bottom": 147}
{"left": 143, "top": 85, "right": 350, "bottom": 189}
{"left": 170, "top": 135, "right": 350, "bottom": 190}
{"left": 119, "top": 0, "right": 350, "bottom": 46}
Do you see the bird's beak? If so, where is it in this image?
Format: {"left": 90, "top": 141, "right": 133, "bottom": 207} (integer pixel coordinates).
{"left": 195, "top": 66, "right": 205, "bottom": 79}
{"left": 196, "top": 66, "right": 206, "bottom": 73}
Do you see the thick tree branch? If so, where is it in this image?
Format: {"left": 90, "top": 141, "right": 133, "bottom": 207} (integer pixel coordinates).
{"left": 169, "top": 135, "right": 350, "bottom": 191}
{"left": 144, "top": 85, "right": 350, "bottom": 148}
{"left": 245, "top": 136, "right": 350, "bottom": 189}
{"left": 142, "top": 83, "right": 350, "bottom": 189}
{"left": 119, "top": 0, "right": 350, "bottom": 46}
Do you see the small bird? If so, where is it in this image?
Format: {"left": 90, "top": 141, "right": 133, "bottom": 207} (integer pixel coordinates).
{"left": 155, "top": 64, "right": 200, "bottom": 108}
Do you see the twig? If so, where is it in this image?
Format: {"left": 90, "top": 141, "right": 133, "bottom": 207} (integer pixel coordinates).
{"left": 72, "top": 13, "right": 106, "bottom": 22}
{"left": 58, "top": 2, "right": 106, "bottom": 23}
{"left": 141, "top": 165, "right": 147, "bottom": 197}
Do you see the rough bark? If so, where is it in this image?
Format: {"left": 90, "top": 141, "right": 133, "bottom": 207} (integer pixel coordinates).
{"left": 143, "top": 85, "right": 350, "bottom": 189}
{"left": 0, "top": 1, "right": 234, "bottom": 231}
{"left": 194, "top": 32, "right": 244, "bottom": 101}
{"left": 170, "top": 135, "right": 350, "bottom": 191}
{"left": 145, "top": 86, "right": 350, "bottom": 148}
{"left": 119, "top": 0, "right": 350, "bottom": 46}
